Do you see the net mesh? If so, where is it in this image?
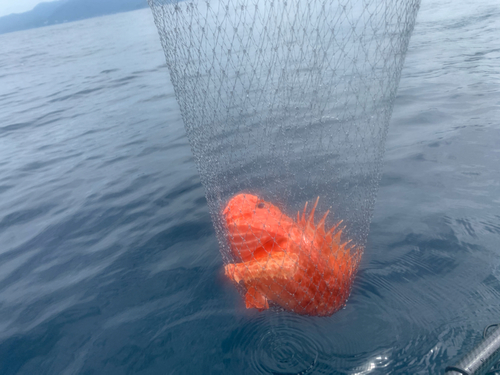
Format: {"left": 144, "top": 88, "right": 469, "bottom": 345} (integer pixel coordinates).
{"left": 148, "top": 0, "right": 420, "bottom": 316}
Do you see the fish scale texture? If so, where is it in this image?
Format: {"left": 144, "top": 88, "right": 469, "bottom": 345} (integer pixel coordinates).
{"left": 148, "top": 0, "right": 420, "bottom": 315}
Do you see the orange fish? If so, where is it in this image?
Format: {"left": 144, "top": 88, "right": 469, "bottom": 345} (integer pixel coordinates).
{"left": 223, "top": 193, "right": 361, "bottom": 316}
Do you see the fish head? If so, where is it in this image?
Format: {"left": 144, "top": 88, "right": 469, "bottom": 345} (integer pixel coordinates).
{"left": 222, "top": 193, "right": 289, "bottom": 231}
{"left": 222, "top": 193, "right": 293, "bottom": 261}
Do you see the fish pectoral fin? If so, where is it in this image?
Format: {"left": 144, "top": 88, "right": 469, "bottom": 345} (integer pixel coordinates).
{"left": 224, "top": 251, "right": 299, "bottom": 284}
{"left": 245, "top": 286, "right": 269, "bottom": 310}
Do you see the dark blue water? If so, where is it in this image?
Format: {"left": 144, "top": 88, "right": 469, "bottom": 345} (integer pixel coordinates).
{"left": 0, "top": 1, "right": 499, "bottom": 373}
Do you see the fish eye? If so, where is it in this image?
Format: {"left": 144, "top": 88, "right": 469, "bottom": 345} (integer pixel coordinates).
{"left": 257, "top": 202, "right": 265, "bottom": 209}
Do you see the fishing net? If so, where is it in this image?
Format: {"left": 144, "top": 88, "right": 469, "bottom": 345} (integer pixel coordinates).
{"left": 148, "top": 0, "right": 420, "bottom": 316}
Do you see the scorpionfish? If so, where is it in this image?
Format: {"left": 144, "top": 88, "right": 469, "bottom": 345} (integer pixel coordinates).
{"left": 223, "top": 193, "right": 361, "bottom": 316}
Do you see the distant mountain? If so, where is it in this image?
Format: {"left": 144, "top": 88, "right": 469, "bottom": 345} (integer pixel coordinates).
{"left": 0, "top": 0, "right": 149, "bottom": 35}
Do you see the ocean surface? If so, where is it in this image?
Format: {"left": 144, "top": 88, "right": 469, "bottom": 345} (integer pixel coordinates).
{"left": 0, "top": 0, "right": 499, "bottom": 373}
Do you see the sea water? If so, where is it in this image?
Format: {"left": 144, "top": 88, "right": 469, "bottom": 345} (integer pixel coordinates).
{"left": 0, "top": 0, "right": 499, "bottom": 373}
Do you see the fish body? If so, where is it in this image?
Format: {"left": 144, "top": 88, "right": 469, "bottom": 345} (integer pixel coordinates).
{"left": 223, "top": 193, "right": 360, "bottom": 316}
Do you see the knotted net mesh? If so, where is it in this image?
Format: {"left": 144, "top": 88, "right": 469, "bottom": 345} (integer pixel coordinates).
{"left": 149, "top": 0, "right": 420, "bottom": 316}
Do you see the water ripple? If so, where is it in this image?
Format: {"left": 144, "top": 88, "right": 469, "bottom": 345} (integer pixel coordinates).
{"left": 226, "top": 314, "right": 328, "bottom": 374}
